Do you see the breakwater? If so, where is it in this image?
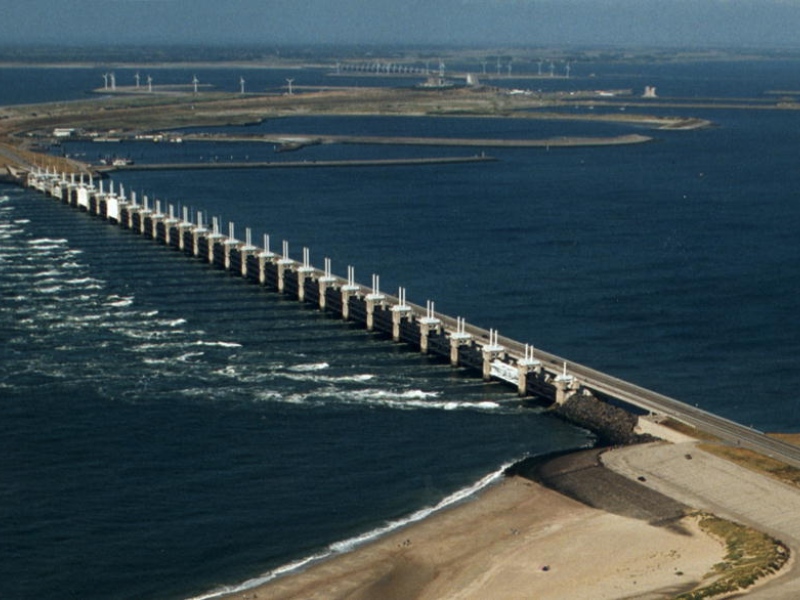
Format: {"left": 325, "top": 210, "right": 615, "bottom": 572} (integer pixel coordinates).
{"left": 21, "top": 167, "right": 800, "bottom": 468}
{"left": 97, "top": 154, "right": 496, "bottom": 173}
{"left": 23, "top": 168, "right": 582, "bottom": 402}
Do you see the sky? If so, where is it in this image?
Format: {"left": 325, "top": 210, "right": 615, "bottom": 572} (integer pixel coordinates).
{"left": 4, "top": 0, "right": 800, "bottom": 49}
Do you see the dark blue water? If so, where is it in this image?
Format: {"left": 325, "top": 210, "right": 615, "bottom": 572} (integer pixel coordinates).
{"left": 3, "top": 59, "right": 800, "bottom": 600}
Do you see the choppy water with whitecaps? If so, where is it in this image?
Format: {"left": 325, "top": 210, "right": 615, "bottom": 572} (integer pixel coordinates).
{"left": 2, "top": 58, "right": 800, "bottom": 599}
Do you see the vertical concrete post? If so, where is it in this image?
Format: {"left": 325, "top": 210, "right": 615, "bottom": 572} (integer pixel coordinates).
{"left": 517, "top": 367, "right": 529, "bottom": 397}
{"left": 277, "top": 240, "right": 293, "bottom": 294}
{"left": 390, "top": 287, "right": 412, "bottom": 342}
{"left": 554, "top": 379, "right": 568, "bottom": 405}
{"left": 297, "top": 248, "right": 314, "bottom": 302}
{"left": 553, "top": 363, "right": 575, "bottom": 405}
{"left": 365, "top": 275, "right": 385, "bottom": 332}
{"left": 318, "top": 258, "right": 336, "bottom": 310}
{"left": 449, "top": 317, "right": 472, "bottom": 367}
{"left": 341, "top": 266, "right": 360, "bottom": 320}
{"left": 419, "top": 301, "right": 441, "bottom": 355}
{"left": 516, "top": 345, "right": 542, "bottom": 397}
{"left": 481, "top": 329, "right": 505, "bottom": 382}
{"left": 192, "top": 210, "right": 206, "bottom": 257}
{"left": 259, "top": 234, "right": 276, "bottom": 286}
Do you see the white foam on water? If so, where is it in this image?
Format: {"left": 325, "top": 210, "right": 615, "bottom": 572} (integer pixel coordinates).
{"left": 256, "top": 385, "right": 503, "bottom": 413}
{"left": 65, "top": 276, "right": 102, "bottom": 286}
{"left": 105, "top": 295, "right": 135, "bottom": 308}
{"left": 177, "top": 352, "right": 205, "bottom": 362}
{"left": 193, "top": 341, "right": 243, "bottom": 348}
{"left": 34, "top": 285, "right": 63, "bottom": 294}
{"left": 287, "top": 362, "right": 330, "bottom": 372}
{"left": 27, "top": 237, "right": 68, "bottom": 246}
{"left": 157, "top": 318, "right": 187, "bottom": 328}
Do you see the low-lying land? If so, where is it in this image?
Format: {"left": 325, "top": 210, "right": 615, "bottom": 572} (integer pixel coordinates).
{"left": 0, "top": 83, "right": 708, "bottom": 177}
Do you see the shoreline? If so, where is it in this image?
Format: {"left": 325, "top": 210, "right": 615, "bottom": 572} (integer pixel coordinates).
{"left": 192, "top": 438, "right": 800, "bottom": 600}
{"left": 198, "top": 445, "right": 735, "bottom": 600}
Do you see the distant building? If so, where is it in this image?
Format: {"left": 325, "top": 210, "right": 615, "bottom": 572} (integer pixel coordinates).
{"left": 643, "top": 86, "right": 657, "bottom": 98}
{"left": 53, "top": 128, "right": 75, "bottom": 138}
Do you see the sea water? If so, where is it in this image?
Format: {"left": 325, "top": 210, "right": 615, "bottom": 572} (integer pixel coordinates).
{"left": 2, "top": 59, "right": 800, "bottom": 600}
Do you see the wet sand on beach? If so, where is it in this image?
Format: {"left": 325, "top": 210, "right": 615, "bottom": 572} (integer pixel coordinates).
{"left": 216, "top": 451, "right": 725, "bottom": 600}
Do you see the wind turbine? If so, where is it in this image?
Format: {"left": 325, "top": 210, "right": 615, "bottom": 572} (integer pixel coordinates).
{"left": 565, "top": 62, "right": 571, "bottom": 78}
{"left": 134, "top": 71, "right": 140, "bottom": 88}
{"left": 147, "top": 75, "right": 153, "bottom": 93}
{"left": 285, "top": 78, "right": 294, "bottom": 95}
{"left": 102, "top": 73, "right": 109, "bottom": 89}
{"left": 192, "top": 75, "right": 199, "bottom": 94}
{"left": 537, "top": 60, "right": 543, "bottom": 76}
{"left": 549, "top": 61, "right": 556, "bottom": 77}
{"left": 110, "top": 72, "right": 116, "bottom": 91}
{"left": 239, "top": 76, "right": 246, "bottom": 94}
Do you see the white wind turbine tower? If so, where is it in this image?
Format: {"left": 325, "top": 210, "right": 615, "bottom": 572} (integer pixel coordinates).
{"left": 102, "top": 72, "right": 109, "bottom": 89}
{"left": 134, "top": 71, "right": 140, "bottom": 88}
{"left": 239, "top": 76, "right": 246, "bottom": 94}
{"left": 147, "top": 75, "right": 153, "bottom": 93}
{"left": 285, "top": 78, "right": 294, "bottom": 95}
{"left": 537, "top": 59, "right": 543, "bottom": 76}
{"left": 110, "top": 72, "right": 116, "bottom": 90}
{"left": 192, "top": 75, "right": 199, "bottom": 94}
{"left": 565, "top": 62, "right": 571, "bottom": 78}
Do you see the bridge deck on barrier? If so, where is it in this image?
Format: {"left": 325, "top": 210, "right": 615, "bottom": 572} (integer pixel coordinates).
{"left": 22, "top": 168, "right": 800, "bottom": 469}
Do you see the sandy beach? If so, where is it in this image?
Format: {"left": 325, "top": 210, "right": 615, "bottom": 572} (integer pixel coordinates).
{"left": 214, "top": 448, "right": 728, "bottom": 600}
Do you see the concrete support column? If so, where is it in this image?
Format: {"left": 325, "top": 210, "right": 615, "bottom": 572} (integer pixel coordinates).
{"left": 481, "top": 330, "right": 505, "bottom": 382}
{"left": 318, "top": 278, "right": 334, "bottom": 309}
{"left": 517, "top": 346, "right": 542, "bottom": 397}
{"left": 553, "top": 363, "right": 575, "bottom": 405}
{"left": 365, "top": 297, "right": 383, "bottom": 331}
{"left": 448, "top": 317, "right": 472, "bottom": 366}
{"left": 419, "top": 302, "right": 441, "bottom": 354}
{"left": 297, "top": 267, "right": 314, "bottom": 302}
{"left": 341, "top": 266, "right": 360, "bottom": 320}
{"left": 554, "top": 379, "right": 569, "bottom": 405}
{"left": 316, "top": 258, "right": 336, "bottom": 310}
{"left": 258, "top": 254, "right": 270, "bottom": 284}
{"left": 277, "top": 240, "right": 294, "bottom": 293}
{"left": 296, "top": 248, "right": 315, "bottom": 302}
{"left": 517, "top": 368, "right": 529, "bottom": 397}
{"left": 365, "top": 275, "right": 385, "bottom": 332}
{"left": 391, "top": 287, "right": 412, "bottom": 342}
{"left": 239, "top": 228, "right": 257, "bottom": 278}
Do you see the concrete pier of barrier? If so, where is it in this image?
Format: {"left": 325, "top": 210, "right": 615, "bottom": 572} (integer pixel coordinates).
{"left": 19, "top": 169, "right": 602, "bottom": 406}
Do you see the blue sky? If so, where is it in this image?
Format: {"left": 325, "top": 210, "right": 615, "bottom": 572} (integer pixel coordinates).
{"left": 4, "top": 0, "right": 800, "bottom": 48}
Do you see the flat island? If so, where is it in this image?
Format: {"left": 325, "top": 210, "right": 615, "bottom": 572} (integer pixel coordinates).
{"left": 0, "top": 70, "right": 712, "bottom": 177}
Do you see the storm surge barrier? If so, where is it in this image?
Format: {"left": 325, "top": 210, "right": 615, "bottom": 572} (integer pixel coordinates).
{"left": 22, "top": 168, "right": 800, "bottom": 468}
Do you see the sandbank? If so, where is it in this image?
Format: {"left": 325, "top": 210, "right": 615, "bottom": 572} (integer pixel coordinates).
{"left": 212, "top": 451, "right": 725, "bottom": 600}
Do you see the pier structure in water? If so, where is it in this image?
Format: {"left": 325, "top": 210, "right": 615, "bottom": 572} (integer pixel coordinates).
{"left": 21, "top": 167, "right": 800, "bottom": 469}
{"left": 25, "top": 168, "right": 578, "bottom": 402}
